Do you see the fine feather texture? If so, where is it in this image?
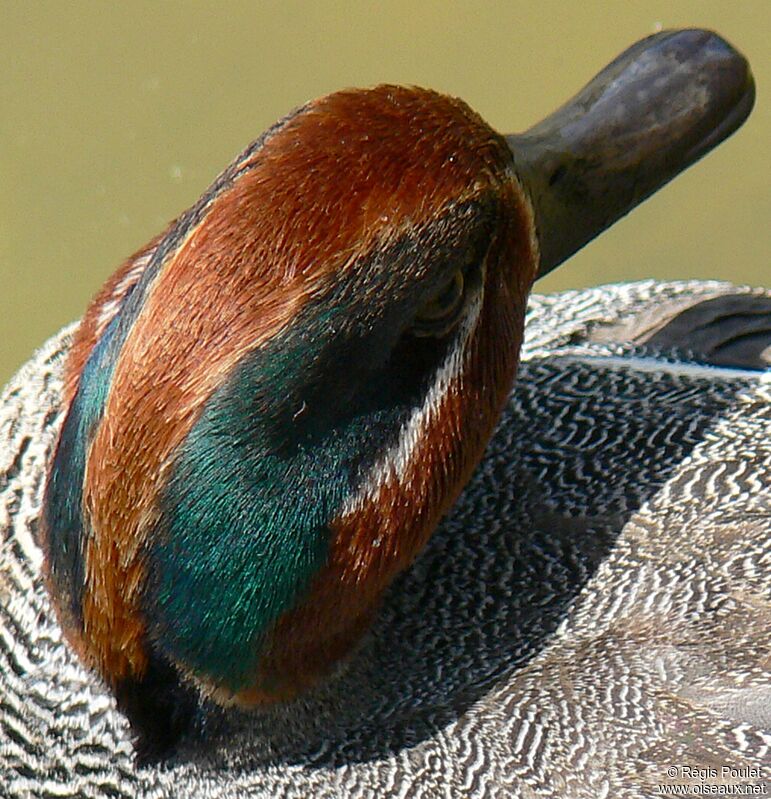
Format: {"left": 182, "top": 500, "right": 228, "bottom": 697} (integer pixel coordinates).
{"left": 1, "top": 280, "right": 768, "bottom": 797}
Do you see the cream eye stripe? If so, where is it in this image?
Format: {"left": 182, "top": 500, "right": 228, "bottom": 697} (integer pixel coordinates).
{"left": 342, "top": 289, "right": 484, "bottom": 516}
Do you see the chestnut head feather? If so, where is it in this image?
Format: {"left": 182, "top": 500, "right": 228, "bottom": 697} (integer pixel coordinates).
{"left": 41, "top": 29, "right": 753, "bottom": 760}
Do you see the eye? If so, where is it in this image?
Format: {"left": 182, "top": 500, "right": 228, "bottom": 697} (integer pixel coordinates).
{"left": 411, "top": 269, "right": 466, "bottom": 338}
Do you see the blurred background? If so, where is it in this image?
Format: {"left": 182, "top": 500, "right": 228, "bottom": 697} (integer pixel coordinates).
{"left": 1, "top": 1, "right": 768, "bottom": 385}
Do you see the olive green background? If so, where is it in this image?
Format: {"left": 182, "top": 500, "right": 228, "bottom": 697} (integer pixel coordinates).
{"left": 1, "top": 2, "right": 768, "bottom": 386}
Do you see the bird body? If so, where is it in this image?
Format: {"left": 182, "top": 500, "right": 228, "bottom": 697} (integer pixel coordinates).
{"left": 1, "top": 279, "right": 769, "bottom": 798}
{"left": 2, "top": 24, "right": 763, "bottom": 783}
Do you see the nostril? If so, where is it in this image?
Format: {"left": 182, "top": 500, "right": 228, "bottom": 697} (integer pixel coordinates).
{"left": 548, "top": 164, "right": 567, "bottom": 187}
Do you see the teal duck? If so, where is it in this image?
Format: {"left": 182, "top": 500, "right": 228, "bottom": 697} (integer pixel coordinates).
{"left": 0, "top": 29, "right": 768, "bottom": 798}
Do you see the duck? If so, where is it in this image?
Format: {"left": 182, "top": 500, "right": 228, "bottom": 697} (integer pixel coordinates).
{"left": 0, "top": 28, "right": 768, "bottom": 798}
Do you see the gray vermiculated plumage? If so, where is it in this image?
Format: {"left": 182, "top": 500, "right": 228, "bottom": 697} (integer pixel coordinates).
{"left": 1, "top": 280, "right": 769, "bottom": 798}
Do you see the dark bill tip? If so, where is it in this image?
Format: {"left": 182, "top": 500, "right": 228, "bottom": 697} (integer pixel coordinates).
{"left": 505, "top": 29, "right": 755, "bottom": 278}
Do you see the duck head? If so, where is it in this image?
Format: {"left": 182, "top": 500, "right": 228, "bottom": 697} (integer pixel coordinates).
{"left": 41, "top": 29, "right": 753, "bottom": 757}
